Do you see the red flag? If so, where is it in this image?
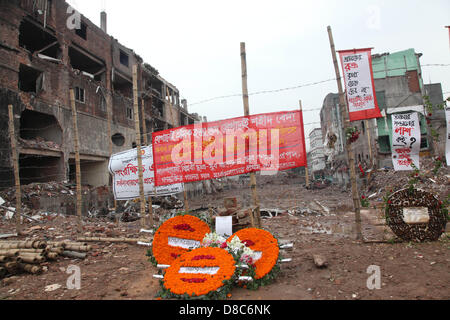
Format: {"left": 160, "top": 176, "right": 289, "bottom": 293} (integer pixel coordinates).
{"left": 338, "top": 48, "right": 382, "bottom": 122}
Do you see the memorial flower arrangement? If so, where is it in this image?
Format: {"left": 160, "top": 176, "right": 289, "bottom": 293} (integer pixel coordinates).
{"left": 147, "top": 215, "right": 211, "bottom": 266}
{"left": 227, "top": 228, "right": 281, "bottom": 289}
{"left": 157, "top": 247, "right": 238, "bottom": 300}
{"left": 150, "top": 221, "right": 284, "bottom": 299}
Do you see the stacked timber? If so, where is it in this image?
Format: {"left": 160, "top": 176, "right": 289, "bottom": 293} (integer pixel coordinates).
{"left": 0, "top": 240, "right": 92, "bottom": 279}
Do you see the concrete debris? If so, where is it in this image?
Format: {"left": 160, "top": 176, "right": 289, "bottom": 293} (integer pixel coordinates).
{"left": 365, "top": 158, "right": 449, "bottom": 200}
{"left": 313, "top": 254, "right": 328, "bottom": 268}
{"left": 44, "top": 284, "right": 62, "bottom": 292}
{"left": 19, "top": 137, "right": 61, "bottom": 150}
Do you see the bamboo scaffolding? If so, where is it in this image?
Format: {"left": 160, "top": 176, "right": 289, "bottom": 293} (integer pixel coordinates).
{"left": 8, "top": 105, "right": 22, "bottom": 234}
{"left": 69, "top": 89, "right": 83, "bottom": 233}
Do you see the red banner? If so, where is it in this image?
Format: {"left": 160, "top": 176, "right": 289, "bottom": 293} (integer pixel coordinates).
{"left": 338, "top": 48, "right": 382, "bottom": 122}
{"left": 152, "top": 110, "right": 307, "bottom": 186}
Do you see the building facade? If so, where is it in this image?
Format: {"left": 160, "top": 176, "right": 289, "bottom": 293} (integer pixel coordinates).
{"left": 0, "top": 0, "right": 200, "bottom": 189}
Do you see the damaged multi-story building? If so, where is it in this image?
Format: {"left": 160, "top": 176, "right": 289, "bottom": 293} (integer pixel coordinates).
{"left": 0, "top": 0, "right": 201, "bottom": 190}
{"left": 320, "top": 48, "right": 446, "bottom": 186}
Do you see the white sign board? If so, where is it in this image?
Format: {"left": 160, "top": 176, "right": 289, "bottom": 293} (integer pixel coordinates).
{"left": 402, "top": 207, "right": 430, "bottom": 224}
{"left": 446, "top": 106, "right": 450, "bottom": 166}
{"left": 391, "top": 112, "right": 421, "bottom": 171}
{"left": 215, "top": 216, "right": 233, "bottom": 238}
{"left": 109, "top": 145, "right": 184, "bottom": 200}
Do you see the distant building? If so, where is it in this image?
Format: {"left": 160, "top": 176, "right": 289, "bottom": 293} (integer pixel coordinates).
{"left": 309, "top": 128, "right": 326, "bottom": 179}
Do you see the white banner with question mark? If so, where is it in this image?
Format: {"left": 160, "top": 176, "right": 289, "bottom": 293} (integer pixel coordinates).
{"left": 391, "top": 112, "right": 421, "bottom": 171}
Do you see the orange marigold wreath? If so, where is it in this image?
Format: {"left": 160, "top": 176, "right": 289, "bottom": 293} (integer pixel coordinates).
{"left": 227, "top": 228, "right": 279, "bottom": 280}
{"left": 163, "top": 247, "right": 236, "bottom": 297}
{"left": 152, "top": 215, "right": 211, "bottom": 265}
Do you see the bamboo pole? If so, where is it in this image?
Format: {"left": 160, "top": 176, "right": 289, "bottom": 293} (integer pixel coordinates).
{"left": 62, "top": 251, "right": 86, "bottom": 259}
{"left": 63, "top": 245, "right": 92, "bottom": 252}
{"left": 365, "top": 120, "right": 374, "bottom": 167}
{"left": 327, "top": 26, "right": 363, "bottom": 240}
{"left": 8, "top": 105, "right": 22, "bottom": 235}
{"left": 106, "top": 91, "right": 119, "bottom": 225}
{"left": 141, "top": 97, "right": 154, "bottom": 228}
{"left": 0, "top": 240, "right": 45, "bottom": 249}
{"left": 17, "top": 253, "right": 44, "bottom": 264}
{"left": 19, "top": 263, "right": 42, "bottom": 274}
{"left": 166, "top": 87, "right": 190, "bottom": 212}
{"left": 132, "top": 64, "right": 147, "bottom": 228}
{"left": 0, "top": 250, "right": 19, "bottom": 257}
{"left": 240, "top": 42, "right": 261, "bottom": 229}
{"left": 77, "top": 237, "right": 150, "bottom": 243}
{"left": 299, "top": 101, "right": 311, "bottom": 188}
{"left": 69, "top": 89, "right": 83, "bottom": 233}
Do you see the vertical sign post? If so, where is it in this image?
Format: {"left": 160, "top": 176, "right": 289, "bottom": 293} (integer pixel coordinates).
{"left": 8, "top": 105, "right": 22, "bottom": 234}
{"left": 240, "top": 42, "right": 262, "bottom": 228}
{"left": 327, "top": 27, "right": 363, "bottom": 240}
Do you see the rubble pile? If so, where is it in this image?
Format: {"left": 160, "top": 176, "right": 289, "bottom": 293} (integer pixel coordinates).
{"left": 19, "top": 137, "right": 61, "bottom": 150}
{"left": 210, "top": 197, "right": 254, "bottom": 232}
{"left": 365, "top": 158, "right": 450, "bottom": 201}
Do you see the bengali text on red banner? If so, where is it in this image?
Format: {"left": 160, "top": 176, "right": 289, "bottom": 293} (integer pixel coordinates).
{"left": 152, "top": 110, "right": 307, "bottom": 186}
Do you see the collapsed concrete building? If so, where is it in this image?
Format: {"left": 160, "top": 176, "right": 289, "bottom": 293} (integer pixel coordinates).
{"left": 320, "top": 48, "right": 446, "bottom": 186}
{"left": 0, "top": 0, "right": 201, "bottom": 190}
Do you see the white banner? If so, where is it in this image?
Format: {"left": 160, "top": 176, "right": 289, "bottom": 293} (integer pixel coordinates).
{"left": 109, "top": 145, "right": 184, "bottom": 200}
{"left": 446, "top": 106, "right": 450, "bottom": 166}
{"left": 391, "top": 112, "right": 421, "bottom": 171}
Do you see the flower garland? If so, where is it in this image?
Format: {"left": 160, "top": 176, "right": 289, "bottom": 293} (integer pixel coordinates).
{"left": 150, "top": 215, "right": 211, "bottom": 265}
{"left": 346, "top": 127, "right": 360, "bottom": 144}
{"left": 227, "top": 228, "right": 279, "bottom": 281}
{"left": 160, "top": 247, "right": 236, "bottom": 299}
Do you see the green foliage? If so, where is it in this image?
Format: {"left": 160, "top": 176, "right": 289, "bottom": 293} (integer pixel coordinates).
{"left": 360, "top": 196, "right": 370, "bottom": 208}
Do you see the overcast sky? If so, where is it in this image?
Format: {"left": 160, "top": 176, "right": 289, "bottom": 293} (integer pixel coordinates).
{"left": 67, "top": 0, "right": 450, "bottom": 144}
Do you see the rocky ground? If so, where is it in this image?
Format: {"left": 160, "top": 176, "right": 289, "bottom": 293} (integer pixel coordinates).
{"left": 0, "top": 175, "right": 448, "bottom": 300}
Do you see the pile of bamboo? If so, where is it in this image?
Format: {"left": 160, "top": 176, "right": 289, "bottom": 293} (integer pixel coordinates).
{"left": 0, "top": 240, "right": 92, "bottom": 278}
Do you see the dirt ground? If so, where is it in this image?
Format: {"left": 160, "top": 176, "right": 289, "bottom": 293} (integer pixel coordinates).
{"left": 0, "top": 179, "right": 449, "bottom": 301}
